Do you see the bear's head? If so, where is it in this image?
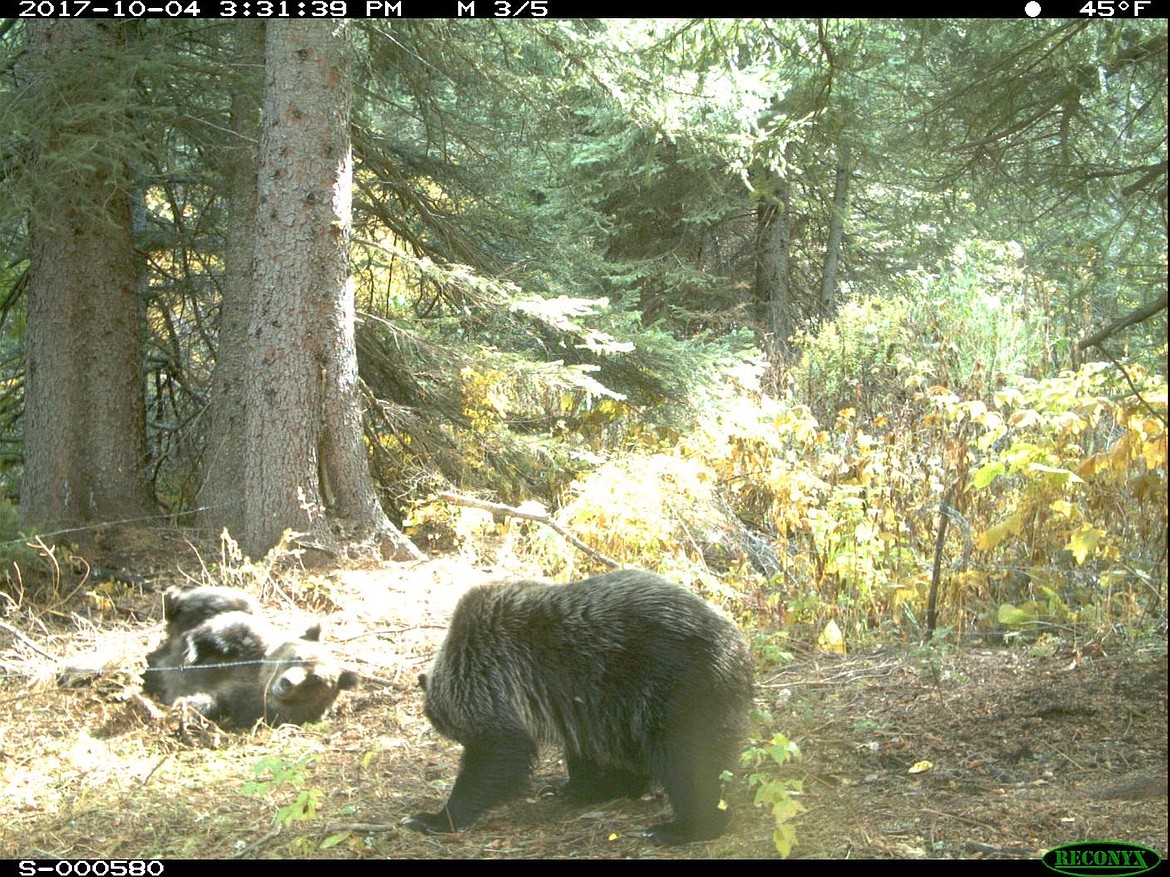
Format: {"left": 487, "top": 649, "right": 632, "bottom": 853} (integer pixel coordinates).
{"left": 261, "top": 636, "right": 359, "bottom": 726}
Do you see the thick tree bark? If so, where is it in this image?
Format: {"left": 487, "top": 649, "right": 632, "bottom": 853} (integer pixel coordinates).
{"left": 754, "top": 181, "right": 794, "bottom": 354}
{"left": 200, "top": 23, "right": 264, "bottom": 539}
{"left": 20, "top": 21, "right": 153, "bottom": 534}
{"left": 240, "top": 21, "right": 421, "bottom": 561}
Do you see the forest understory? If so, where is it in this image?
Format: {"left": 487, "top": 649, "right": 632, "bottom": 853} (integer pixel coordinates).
{"left": 1, "top": 554, "right": 1165, "bottom": 861}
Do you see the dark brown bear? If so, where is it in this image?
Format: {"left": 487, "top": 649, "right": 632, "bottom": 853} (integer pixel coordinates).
{"left": 143, "top": 586, "right": 357, "bottom": 728}
{"left": 407, "top": 569, "right": 753, "bottom": 845}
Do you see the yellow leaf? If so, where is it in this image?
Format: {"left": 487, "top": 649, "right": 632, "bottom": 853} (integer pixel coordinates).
{"left": 1026, "top": 462, "right": 1083, "bottom": 485}
{"left": 774, "top": 823, "right": 799, "bottom": 858}
{"left": 971, "top": 461, "right": 1004, "bottom": 490}
{"left": 998, "top": 602, "right": 1036, "bottom": 627}
{"left": 908, "top": 761, "right": 933, "bottom": 774}
{"left": 1131, "top": 473, "right": 1162, "bottom": 501}
{"left": 1065, "top": 524, "right": 1104, "bottom": 565}
{"left": 1077, "top": 453, "right": 1102, "bottom": 479}
{"left": 1108, "top": 433, "right": 1132, "bottom": 475}
{"left": 977, "top": 512, "right": 1023, "bottom": 550}
{"left": 994, "top": 387, "right": 1024, "bottom": 407}
{"left": 1009, "top": 409, "right": 1041, "bottom": 429}
{"left": 818, "top": 620, "right": 846, "bottom": 655}
{"left": 1141, "top": 434, "right": 1166, "bottom": 471}
{"left": 1049, "top": 499, "right": 1076, "bottom": 520}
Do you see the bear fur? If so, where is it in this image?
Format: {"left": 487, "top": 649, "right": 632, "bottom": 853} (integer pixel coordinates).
{"left": 407, "top": 569, "right": 753, "bottom": 845}
{"left": 143, "top": 586, "right": 357, "bottom": 728}
{"left": 160, "top": 585, "right": 259, "bottom": 639}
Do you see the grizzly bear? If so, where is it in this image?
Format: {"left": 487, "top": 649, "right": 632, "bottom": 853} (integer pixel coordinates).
{"left": 408, "top": 570, "right": 753, "bottom": 845}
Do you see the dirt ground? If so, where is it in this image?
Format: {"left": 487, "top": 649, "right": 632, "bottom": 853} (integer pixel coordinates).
{"left": 1, "top": 555, "right": 1166, "bottom": 861}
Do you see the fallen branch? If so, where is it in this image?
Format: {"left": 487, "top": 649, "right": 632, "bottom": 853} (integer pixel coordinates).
{"left": 438, "top": 492, "right": 620, "bottom": 569}
{"left": 0, "top": 618, "right": 58, "bottom": 662}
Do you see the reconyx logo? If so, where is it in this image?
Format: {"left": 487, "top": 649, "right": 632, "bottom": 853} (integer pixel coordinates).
{"left": 1043, "top": 842, "right": 1163, "bottom": 877}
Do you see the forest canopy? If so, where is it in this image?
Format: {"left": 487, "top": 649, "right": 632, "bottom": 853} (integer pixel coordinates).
{"left": 0, "top": 17, "right": 1165, "bottom": 640}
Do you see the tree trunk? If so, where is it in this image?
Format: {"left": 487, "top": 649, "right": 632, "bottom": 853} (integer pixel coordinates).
{"left": 754, "top": 180, "right": 794, "bottom": 354}
{"left": 200, "top": 23, "right": 264, "bottom": 540}
{"left": 20, "top": 21, "right": 153, "bottom": 534}
{"left": 240, "top": 21, "right": 421, "bottom": 561}
{"left": 820, "top": 157, "right": 850, "bottom": 321}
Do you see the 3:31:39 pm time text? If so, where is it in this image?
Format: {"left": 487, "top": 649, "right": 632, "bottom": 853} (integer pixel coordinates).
{"left": 220, "top": 1, "right": 350, "bottom": 15}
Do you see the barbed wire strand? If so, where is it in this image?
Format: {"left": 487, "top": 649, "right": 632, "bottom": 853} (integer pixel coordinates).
{"left": 0, "top": 506, "right": 224, "bottom": 548}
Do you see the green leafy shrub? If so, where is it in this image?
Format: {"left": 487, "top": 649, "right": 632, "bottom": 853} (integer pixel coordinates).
{"left": 792, "top": 239, "right": 1058, "bottom": 424}
{"left": 741, "top": 730, "right": 804, "bottom": 858}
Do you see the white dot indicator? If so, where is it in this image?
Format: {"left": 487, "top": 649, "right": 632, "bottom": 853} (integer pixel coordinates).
{"left": 1025, "top": 0, "right": 1041, "bottom": 14}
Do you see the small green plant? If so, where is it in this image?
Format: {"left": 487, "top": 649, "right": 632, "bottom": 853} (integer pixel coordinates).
{"left": 242, "top": 755, "right": 323, "bottom": 828}
{"left": 741, "top": 731, "right": 804, "bottom": 858}
{"left": 751, "top": 631, "right": 795, "bottom": 674}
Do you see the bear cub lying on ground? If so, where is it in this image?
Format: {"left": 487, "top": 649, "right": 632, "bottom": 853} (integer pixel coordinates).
{"left": 143, "top": 586, "right": 357, "bottom": 728}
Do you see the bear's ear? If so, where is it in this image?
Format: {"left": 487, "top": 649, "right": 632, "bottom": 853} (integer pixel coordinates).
{"left": 338, "top": 670, "right": 360, "bottom": 690}
{"left": 162, "top": 587, "right": 183, "bottom": 621}
{"left": 301, "top": 623, "right": 323, "bottom": 642}
{"left": 417, "top": 672, "right": 428, "bottom": 691}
